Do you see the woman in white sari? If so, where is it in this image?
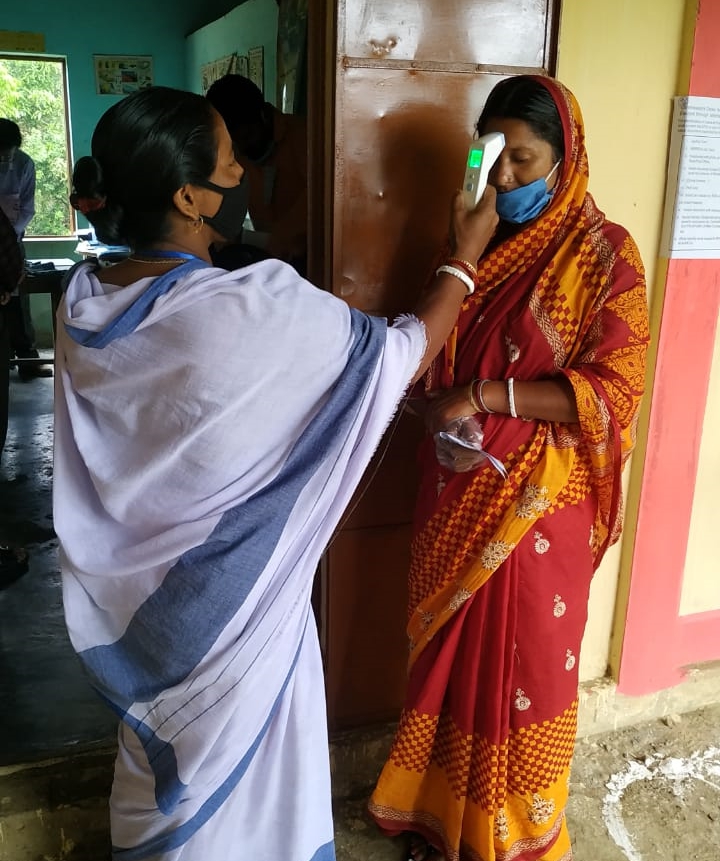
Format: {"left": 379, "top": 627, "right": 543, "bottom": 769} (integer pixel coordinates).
{"left": 56, "top": 86, "right": 498, "bottom": 861}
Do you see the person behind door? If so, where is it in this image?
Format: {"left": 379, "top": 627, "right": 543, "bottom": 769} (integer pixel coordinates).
{"left": 0, "top": 204, "right": 23, "bottom": 457}
{"left": 0, "top": 204, "right": 30, "bottom": 583}
{"left": 55, "top": 85, "right": 498, "bottom": 861}
{"left": 368, "top": 75, "right": 650, "bottom": 861}
{"left": 0, "top": 118, "right": 51, "bottom": 378}
{"left": 206, "top": 73, "right": 308, "bottom": 274}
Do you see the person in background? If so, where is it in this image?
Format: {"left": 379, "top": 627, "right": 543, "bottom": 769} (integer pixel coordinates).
{"left": 57, "top": 85, "right": 498, "bottom": 861}
{"left": 206, "top": 74, "right": 308, "bottom": 274}
{"left": 0, "top": 202, "right": 30, "bottom": 582}
{"left": 0, "top": 204, "right": 23, "bottom": 457}
{"left": 368, "top": 75, "right": 650, "bottom": 861}
{"left": 0, "top": 118, "right": 51, "bottom": 379}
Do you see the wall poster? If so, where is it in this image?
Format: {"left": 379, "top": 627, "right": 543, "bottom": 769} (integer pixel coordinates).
{"left": 94, "top": 55, "right": 153, "bottom": 96}
{"left": 277, "top": 0, "right": 308, "bottom": 113}
{"left": 200, "top": 53, "right": 247, "bottom": 95}
{"left": 248, "top": 46, "right": 264, "bottom": 94}
{"left": 0, "top": 30, "right": 45, "bottom": 52}
{"left": 660, "top": 95, "right": 720, "bottom": 258}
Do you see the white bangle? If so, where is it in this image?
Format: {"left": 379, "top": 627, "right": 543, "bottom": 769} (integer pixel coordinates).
{"left": 507, "top": 377, "right": 517, "bottom": 418}
{"left": 435, "top": 264, "right": 475, "bottom": 295}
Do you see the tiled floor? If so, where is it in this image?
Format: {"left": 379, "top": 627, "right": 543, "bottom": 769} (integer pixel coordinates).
{"left": 0, "top": 369, "right": 117, "bottom": 766}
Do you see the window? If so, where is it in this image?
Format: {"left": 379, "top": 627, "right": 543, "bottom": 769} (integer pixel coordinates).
{"left": 0, "top": 54, "right": 73, "bottom": 237}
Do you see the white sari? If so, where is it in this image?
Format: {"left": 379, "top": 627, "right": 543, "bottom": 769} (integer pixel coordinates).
{"left": 53, "top": 258, "right": 426, "bottom": 861}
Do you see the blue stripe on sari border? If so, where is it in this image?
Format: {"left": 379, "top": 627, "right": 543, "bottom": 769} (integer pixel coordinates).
{"left": 309, "top": 841, "right": 337, "bottom": 861}
{"left": 63, "top": 259, "right": 210, "bottom": 348}
{"left": 79, "top": 308, "right": 387, "bottom": 709}
{"left": 111, "top": 633, "right": 304, "bottom": 859}
{"left": 120, "top": 713, "right": 187, "bottom": 815}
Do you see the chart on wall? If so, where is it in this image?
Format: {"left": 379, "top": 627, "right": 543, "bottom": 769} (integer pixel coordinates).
{"left": 660, "top": 95, "right": 720, "bottom": 258}
{"left": 277, "top": 0, "right": 308, "bottom": 114}
{"left": 248, "top": 46, "right": 264, "bottom": 95}
{"left": 200, "top": 53, "right": 248, "bottom": 95}
{"left": 94, "top": 55, "right": 153, "bottom": 95}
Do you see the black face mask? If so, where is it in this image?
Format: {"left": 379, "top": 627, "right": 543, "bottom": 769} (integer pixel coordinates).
{"left": 197, "top": 175, "right": 249, "bottom": 242}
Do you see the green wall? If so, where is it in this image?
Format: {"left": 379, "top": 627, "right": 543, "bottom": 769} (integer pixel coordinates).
{"left": 3, "top": 0, "right": 243, "bottom": 253}
{"left": 1, "top": 1, "right": 257, "bottom": 341}
{"left": 185, "top": 0, "right": 279, "bottom": 103}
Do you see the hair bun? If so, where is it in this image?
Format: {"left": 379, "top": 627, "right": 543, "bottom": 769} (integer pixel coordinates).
{"left": 71, "top": 155, "right": 105, "bottom": 199}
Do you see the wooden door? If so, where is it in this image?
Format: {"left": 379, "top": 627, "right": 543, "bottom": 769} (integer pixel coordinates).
{"left": 308, "top": 0, "right": 560, "bottom": 730}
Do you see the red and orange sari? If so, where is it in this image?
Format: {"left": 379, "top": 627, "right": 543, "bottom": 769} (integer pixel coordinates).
{"left": 368, "top": 77, "right": 649, "bottom": 861}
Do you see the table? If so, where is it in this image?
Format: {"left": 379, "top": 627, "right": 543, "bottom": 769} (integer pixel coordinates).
{"left": 74, "top": 240, "right": 130, "bottom": 264}
{"left": 17, "top": 258, "right": 75, "bottom": 366}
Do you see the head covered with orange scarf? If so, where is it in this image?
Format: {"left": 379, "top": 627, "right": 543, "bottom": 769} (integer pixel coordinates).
{"left": 433, "top": 75, "right": 598, "bottom": 385}
{"left": 475, "top": 75, "right": 591, "bottom": 279}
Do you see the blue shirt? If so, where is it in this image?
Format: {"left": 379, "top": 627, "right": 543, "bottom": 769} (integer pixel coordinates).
{"left": 0, "top": 148, "right": 36, "bottom": 239}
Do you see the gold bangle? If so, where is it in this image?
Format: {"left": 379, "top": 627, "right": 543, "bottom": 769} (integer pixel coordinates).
{"left": 468, "top": 379, "right": 482, "bottom": 412}
{"left": 477, "top": 379, "right": 495, "bottom": 414}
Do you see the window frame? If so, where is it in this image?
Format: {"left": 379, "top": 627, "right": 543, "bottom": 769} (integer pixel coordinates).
{"left": 0, "top": 52, "right": 75, "bottom": 239}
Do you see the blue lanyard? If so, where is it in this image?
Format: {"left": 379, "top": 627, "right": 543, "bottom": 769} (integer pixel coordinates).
{"left": 133, "top": 250, "right": 204, "bottom": 261}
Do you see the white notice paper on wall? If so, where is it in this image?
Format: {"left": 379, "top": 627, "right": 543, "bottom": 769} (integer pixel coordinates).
{"left": 660, "top": 95, "right": 720, "bottom": 258}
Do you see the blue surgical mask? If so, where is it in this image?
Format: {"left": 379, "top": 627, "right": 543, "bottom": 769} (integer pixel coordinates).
{"left": 495, "top": 161, "right": 561, "bottom": 224}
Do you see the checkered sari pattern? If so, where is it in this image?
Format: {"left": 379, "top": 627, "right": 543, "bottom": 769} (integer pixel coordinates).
{"left": 407, "top": 442, "right": 536, "bottom": 618}
{"left": 505, "top": 703, "right": 578, "bottom": 797}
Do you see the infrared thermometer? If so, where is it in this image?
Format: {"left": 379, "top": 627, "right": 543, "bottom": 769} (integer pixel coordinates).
{"left": 462, "top": 131, "right": 505, "bottom": 209}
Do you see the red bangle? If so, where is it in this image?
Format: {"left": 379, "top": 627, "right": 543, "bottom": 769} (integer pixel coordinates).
{"left": 445, "top": 256, "right": 478, "bottom": 287}
{"left": 446, "top": 256, "right": 478, "bottom": 276}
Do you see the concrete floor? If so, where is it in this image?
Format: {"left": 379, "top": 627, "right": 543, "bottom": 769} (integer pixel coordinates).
{"left": 1, "top": 370, "right": 718, "bottom": 861}
{"left": 0, "top": 370, "right": 117, "bottom": 765}
{"left": 0, "top": 368, "right": 405, "bottom": 860}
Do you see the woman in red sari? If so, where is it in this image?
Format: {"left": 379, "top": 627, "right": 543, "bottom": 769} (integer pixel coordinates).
{"left": 368, "top": 76, "right": 649, "bottom": 861}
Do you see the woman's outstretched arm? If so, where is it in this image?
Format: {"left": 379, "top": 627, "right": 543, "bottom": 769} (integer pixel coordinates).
{"left": 410, "top": 187, "right": 498, "bottom": 384}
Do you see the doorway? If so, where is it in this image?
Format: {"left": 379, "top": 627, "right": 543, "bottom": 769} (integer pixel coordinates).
{"left": 315, "top": 0, "right": 560, "bottom": 730}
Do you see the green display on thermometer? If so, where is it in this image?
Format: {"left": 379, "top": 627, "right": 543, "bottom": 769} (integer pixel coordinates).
{"left": 468, "top": 148, "right": 484, "bottom": 169}
{"left": 462, "top": 132, "right": 504, "bottom": 209}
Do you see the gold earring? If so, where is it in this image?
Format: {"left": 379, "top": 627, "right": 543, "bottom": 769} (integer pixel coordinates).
{"left": 189, "top": 214, "right": 204, "bottom": 233}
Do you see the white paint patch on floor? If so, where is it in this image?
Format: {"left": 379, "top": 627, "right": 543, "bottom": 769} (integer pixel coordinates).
{"left": 602, "top": 746, "right": 720, "bottom": 860}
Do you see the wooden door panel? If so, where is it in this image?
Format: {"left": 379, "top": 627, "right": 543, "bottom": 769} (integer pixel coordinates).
{"left": 341, "top": 0, "right": 553, "bottom": 67}
{"left": 334, "top": 67, "right": 504, "bottom": 315}
{"left": 325, "top": 524, "right": 413, "bottom": 728}
{"left": 340, "top": 412, "right": 424, "bottom": 531}
{"left": 323, "top": 0, "right": 558, "bottom": 731}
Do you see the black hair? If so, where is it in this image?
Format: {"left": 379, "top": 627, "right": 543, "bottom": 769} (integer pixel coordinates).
{"left": 476, "top": 76, "right": 564, "bottom": 163}
{"left": 206, "top": 74, "right": 266, "bottom": 132}
{"left": 70, "top": 86, "right": 218, "bottom": 247}
{"left": 0, "top": 119, "right": 22, "bottom": 149}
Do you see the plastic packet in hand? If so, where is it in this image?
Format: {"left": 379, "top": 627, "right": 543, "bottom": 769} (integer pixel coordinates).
{"left": 434, "top": 415, "right": 508, "bottom": 477}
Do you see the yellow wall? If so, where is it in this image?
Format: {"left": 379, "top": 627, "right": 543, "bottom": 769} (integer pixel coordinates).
{"left": 682, "top": 325, "right": 720, "bottom": 614}
{"left": 556, "top": 0, "right": 689, "bottom": 679}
